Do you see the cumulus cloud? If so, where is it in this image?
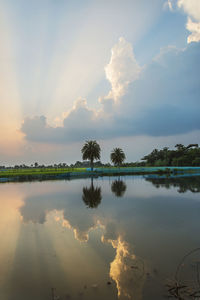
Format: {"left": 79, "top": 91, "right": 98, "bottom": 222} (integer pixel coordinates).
{"left": 165, "top": 0, "right": 200, "bottom": 43}
{"left": 178, "top": 0, "right": 200, "bottom": 21}
{"left": 63, "top": 98, "right": 98, "bottom": 132}
{"left": 177, "top": 0, "right": 200, "bottom": 43}
{"left": 22, "top": 98, "right": 107, "bottom": 143}
{"left": 21, "top": 39, "right": 200, "bottom": 143}
{"left": 118, "top": 42, "right": 200, "bottom": 136}
{"left": 104, "top": 37, "right": 142, "bottom": 101}
{"left": 21, "top": 37, "right": 142, "bottom": 143}
{"left": 186, "top": 17, "right": 200, "bottom": 43}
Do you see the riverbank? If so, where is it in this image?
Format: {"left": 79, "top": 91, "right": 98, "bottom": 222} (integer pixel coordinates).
{"left": 1, "top": 166, "right": 200, "bottom": 183}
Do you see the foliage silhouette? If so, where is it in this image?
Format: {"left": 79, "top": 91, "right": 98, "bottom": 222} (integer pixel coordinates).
{"left": 142, "top": 144, "right": 200, "bottom": 166}
{"left": 110, "top": 148, "right": 126, "bottom": 167}
{"left": 81, "top": 140, "right": 101, "bottom": 171}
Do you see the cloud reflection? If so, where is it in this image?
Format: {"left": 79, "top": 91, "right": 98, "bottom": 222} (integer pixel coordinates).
{"left": 102, "top": 236, "right": 146, "bottom": 300}
{"left": 51, "top": 210, "right": 101, "bottom": 243}
{"left": 18, "top": 181, "right": 150, "bottom": 299}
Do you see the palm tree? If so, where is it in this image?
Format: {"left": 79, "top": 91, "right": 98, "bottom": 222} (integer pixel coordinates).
{"left": 81, "top": 140, "right": 101, "bottom": 171}
{"left": 110, "top": 148, "right": 126, "bottom": 167}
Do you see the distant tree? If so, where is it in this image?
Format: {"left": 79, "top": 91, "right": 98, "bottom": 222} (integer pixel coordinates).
{"left": 34, "top": 162, "right": 38, "bottom": 168}
{"left": 81, "top": 140, "right": 101, "bottom": 171}
{"left": 186, "top": 144, "right": 198, "bottom": 149}
{"left": 110, "top": 148, "right": 126, "bottom": 167}
{"left": 141, "top": 143, "right": 200, "bottom": 167}
{"left": 175, "top": 144, "right": 186, "bottom": 151}
{"left": 142, "top": 148, "right": 159, "bottom": 165}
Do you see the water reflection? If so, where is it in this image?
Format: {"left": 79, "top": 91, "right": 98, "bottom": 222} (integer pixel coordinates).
{"left": 145, "top": 174, "right": 200, "bottom": 193}
{"left": 111, "top": 180, "right": 127, "bottom": 197}
{"left": 167, "top": 248, "right": 200, "bottom": 299}
{"left": 20, "top": 192, "right": 98, "bottom": 242}
{"left": 102, "top": 236, "right": 146, "bottom": 300}
{"left": 82, "top": 179, "right": 102, "bottom": 208}
{"left": 1, "top": 176, "right": 200, "bottom": 300}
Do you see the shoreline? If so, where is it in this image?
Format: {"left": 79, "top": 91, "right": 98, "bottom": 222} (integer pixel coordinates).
{"left": 1, "top": 166, "right": 200, "bottom": 183}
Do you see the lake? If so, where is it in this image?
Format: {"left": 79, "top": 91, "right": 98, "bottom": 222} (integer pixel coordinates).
{"left": 0, "top": 175, "right": 200, "bottom": 300}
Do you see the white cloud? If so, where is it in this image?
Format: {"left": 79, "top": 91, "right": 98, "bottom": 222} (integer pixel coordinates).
{"left": 21, "top": 40, "right": 200, "bottom": 149}
{"left": 178, "top": 0, "right": 200, "bottom": 21}
{"left": 186, "top": 17, "right": 200, "bottom": 43}
{"left": 63, "top": 98, "right": 97, "bottom": 129}
{"left": 104, "top": 37, "right": 141, "bottom": 101}
{"left": 177, "top": 0, "right": 200, "bottom": 43}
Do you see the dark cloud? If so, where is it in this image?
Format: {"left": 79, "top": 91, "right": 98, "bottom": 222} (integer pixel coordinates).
{"left": 21, "top": 42, "right": 200, "bottom": 143}
{"left": 116, "top": 42, "right": 200, "bottom": 135}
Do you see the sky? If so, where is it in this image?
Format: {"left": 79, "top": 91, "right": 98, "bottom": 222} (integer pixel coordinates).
{"left": 0, "top": 0, "right": 200, "bottom": 165}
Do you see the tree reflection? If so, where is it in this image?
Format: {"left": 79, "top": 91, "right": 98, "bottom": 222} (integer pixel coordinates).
{"left": 111, "top": 180, "right": 127, "bottom": 197}
{"left": 145, "top": 175, "right": 200, "bottom": 193}
{"left": 82, "top": 179, "right": 102, "bottom": 208}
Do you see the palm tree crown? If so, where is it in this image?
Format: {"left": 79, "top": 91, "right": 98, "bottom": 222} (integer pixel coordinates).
{"left": 81, "top": 140, "right": 101, "bottom": 170}
{"left": 110, "top": 148, "right": 126, "bottom": 167}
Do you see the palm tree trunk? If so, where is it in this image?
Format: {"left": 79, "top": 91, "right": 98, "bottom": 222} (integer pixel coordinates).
{"left": 91, "top": 159, "right": 94, "bottom": 171}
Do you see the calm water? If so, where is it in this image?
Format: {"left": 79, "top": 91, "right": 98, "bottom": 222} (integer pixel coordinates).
{"left": 0, "top": 175, "right": 200, "bottom": 300}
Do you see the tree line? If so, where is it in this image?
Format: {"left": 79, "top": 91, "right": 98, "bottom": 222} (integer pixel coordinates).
{"left": 80, "top": 141, "right": 200, "bottom": 169}
{"left": 141, "top": 144, "right": 200, "bottom": 166}
{"left": 1, "top": 142, "right": 200, "bottom": 170}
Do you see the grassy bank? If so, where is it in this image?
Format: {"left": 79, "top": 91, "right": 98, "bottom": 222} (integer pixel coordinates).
{"left": 1, "top": 166, "right": 200, "bottom": 183}
{"left": 0, "top": 167, "right": 86, "bottom": 177}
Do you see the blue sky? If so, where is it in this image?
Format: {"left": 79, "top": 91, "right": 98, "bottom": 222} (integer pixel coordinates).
{"left": 0, "top": 0, "right": 199, "bottom": 165}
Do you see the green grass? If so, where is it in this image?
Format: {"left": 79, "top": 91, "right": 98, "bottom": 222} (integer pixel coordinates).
{"left": 0, "top": 166, "right": 152, "bottom": 178}
{"left": 0, "top": 167, "right": 87, "bottom": 178}
{"left": 1, "top": 166, "right": 199, "bottom": 180}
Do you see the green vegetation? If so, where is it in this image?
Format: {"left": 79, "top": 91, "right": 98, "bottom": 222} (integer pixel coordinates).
{"left": 0, "top": 142, "right": 200, "bottom": 182}
{"left": 110, "top": 148, "right": 126, "bottom": 167}
{"left": 141, "top": 144, "right": 200, "bottom": 166}
{"left": 0, "top": 167, "right": 86, "bottom": 178}
{"left": 81, "top": 140, "right": 101, "bottom": 171}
